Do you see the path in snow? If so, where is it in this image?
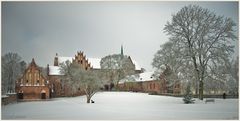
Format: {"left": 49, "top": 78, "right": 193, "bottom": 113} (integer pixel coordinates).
{"left": 1, "top": 91, "right": 239, "bottom": 120}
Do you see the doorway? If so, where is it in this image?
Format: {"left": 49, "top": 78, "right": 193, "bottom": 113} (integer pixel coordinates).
{"left": 41, "top": 93, "right": 46, "bottom": 99}
{"left": 17, "top": 93, "right": 23, "bottom": 99}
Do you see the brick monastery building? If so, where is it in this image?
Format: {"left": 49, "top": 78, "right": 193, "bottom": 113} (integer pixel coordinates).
{"left": 47, "top": 50, "right": 143, "bottom": 97}
{"left": 118, "top": 71, "right": 181, "bottom": 94}
{"left": 16, "top": 59, "right": 50, "bottom": 100}
{"left": 15, "top": 48, "right": 181, "bottom": 100}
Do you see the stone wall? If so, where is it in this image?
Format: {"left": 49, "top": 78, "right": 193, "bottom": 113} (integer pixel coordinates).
{"left": 2, "top": 94, "right": 17, "bottom": 105}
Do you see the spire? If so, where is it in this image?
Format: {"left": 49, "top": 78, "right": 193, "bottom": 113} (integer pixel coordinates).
{"left": 121, "top": 45, "right": 124, "bottom": 57}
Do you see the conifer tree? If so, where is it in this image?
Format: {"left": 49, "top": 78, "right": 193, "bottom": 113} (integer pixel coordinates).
{"left": 183, "top": 83, "right": 195, "bottom": 104}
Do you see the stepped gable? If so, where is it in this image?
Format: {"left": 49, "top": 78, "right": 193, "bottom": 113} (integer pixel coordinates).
{"left": 72, "top": 51, "right": 92, "bottom": 70}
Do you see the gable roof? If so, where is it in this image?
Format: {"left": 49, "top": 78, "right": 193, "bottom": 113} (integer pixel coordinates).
{"left": 136, "top": 71, "right": 155, "bottom": 82}
{"left": 56, "top": 56, "right": 141, "bottom": 70}
{"left": 119, "top": 71, "right": 155, "bottom": 84}
{"left": 19, "top": 58, "right": 47, "bottom": 80}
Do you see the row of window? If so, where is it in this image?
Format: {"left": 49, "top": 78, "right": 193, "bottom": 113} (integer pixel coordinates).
{"left": 149, "top": 83, "right": 156, "bottom": 89}
{"left": 21, "top": 80, "right": 40, "bottom": 84}
{"left": 20, "top": 83, "right": 45, "bottom": 86}
{"left": 25, "top": 72, "right": 41, "bottom": 82}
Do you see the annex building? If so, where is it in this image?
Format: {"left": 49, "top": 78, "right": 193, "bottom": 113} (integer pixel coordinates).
{"left": 47, "top": 50, "right": 143, "bottom": 97}
{"left": 118, "top": 71, "right": 181, "bottom": 94}
{"left": 15, "top": 59, "right": 51, "bottom": 100}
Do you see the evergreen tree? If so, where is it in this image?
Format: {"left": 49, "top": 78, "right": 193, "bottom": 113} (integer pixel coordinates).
{"left": 183, "top": 84, "right": 195, "bottom": 104}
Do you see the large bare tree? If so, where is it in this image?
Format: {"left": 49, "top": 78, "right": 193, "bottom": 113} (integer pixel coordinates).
{"left": 100, "top": 54, "right": 135, "bottom": 90}
{"left": 163, "top": 5, "right": 237, "bottom": 100}
{"left": 60, "top": 61, "right": 102, "bottom": 103}
{"left": 1, "top": 53, "right": 26, "bottom": 94}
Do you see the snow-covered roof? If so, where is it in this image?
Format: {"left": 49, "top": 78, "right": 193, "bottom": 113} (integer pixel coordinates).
{"left": 135, "top": 71, "right": 155, "bottom": 82}
{"left": 49, "top": 55, "right": 141, "bottom": 76}
{"left": 49, "top": 66, "right": 63, "bottom": 75}
{"left": 2, "top": 95, "right": 9, "bottom": 98}
{"left": 132, "top": 60, "right": 141, "bottom": 70}
{"left": 56, "top": 56, "right": 141, "bottom": 70}
{"left": 88, "top": 58, "right": 101, "bottom": 69}
{"left": 119, "top": 71, "right": 156, "bottom": 84}
{"left": 58, "top": 57, "right": 73, "bottom": 64}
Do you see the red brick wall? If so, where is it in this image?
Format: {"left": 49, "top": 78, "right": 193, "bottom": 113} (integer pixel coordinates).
{"left": 16, "top": 86, "right": 50, "bottom": 100}
{"left": 173, "top": 82, "right": 181, "bottom": 94}
{"left": 118, "top": 80, "right": 168, "bottom": 94}
{"left": 15, "top": 59, "right": 50, "bottom": 100}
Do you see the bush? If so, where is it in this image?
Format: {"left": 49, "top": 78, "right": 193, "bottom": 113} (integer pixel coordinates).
{"left": 183, "top": 84, "right": 195, "bottom": 104}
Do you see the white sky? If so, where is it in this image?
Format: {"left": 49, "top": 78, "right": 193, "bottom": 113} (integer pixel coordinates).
{"left": 2, "top": 1, "right": 238, "bottom": 71}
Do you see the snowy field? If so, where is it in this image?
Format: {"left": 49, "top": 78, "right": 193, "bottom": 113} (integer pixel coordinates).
{"left": 1, "top": 92, "right": 239, "bottom": 120}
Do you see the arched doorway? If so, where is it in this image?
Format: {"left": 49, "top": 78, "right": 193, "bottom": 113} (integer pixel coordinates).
{"left": 41, "top": 90, "right": 46, "bottom": 99}
{"left": 17, "top": 91, "right": 24, "bottom": 99}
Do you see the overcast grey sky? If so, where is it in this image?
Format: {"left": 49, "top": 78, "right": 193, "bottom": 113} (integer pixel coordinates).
{"left": 2, "top": 1, "right": 238, "bottom": 71}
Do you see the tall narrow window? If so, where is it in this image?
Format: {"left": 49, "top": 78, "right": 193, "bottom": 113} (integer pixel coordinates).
{"left": 29, "top": 74, "right": 31, "bottom": 81}
{"left": 26, "top": 80, "right": 29, "bottom": 86}
{"left": 35, "top": 73, "right": 37, "bottom": 82}
{"left": 36, "top": 80, "right": 40, "bottom": 86}
{"left": 20, "top": 79, "right": 23, "bottom": 86}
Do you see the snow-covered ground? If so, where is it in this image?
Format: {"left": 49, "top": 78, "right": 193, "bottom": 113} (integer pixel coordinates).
{"left": 1, "top": 92, "right": 238, "bottom": 120}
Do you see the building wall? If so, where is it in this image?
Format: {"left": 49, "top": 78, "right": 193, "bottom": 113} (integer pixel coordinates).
{"left": 118, "top": 79, "right": 168, "bottom": 94}
{"left": 16, "top": 59, "right": 50, "bottom": 100}
{"left": 2, "top": 94, "right": 17, "bottom": 105}
{"left": 48, "top": 51, "right": 143, "bottom": 97}
{"left": 16, "top": 86, "right": 50, "bottom": 100}
{"left": 72, "top": 52, "right": 92, "bottom": 70}
{"left": 49, "top": 52, "right": 91, "bottom": 97}
{"left": 173, "top": 82, "right": 181, "bottom": 94}
{"left": 48, "top": 75, "right": 85, "bottom": 97}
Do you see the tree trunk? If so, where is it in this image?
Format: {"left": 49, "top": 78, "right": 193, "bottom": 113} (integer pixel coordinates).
{"left": 199, "top": 81, "right": 203, "bottom": 100}
{"left": 108, "top": 84, "right": 111, "bottom": 91}
{"left": 195, "top": 81, "right": 198, "bottom": 95}
{"left": 87, "top": 96, "right": 91, "bottom": 103}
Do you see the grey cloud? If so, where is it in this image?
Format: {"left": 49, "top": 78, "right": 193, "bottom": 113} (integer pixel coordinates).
{"left": 2, "top": 1, "right": 238, "bottom": 71}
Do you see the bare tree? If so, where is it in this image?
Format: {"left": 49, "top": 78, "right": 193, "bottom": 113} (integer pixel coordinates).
{"left": 1, "top": 53, "right": 26, "bottom": 94}
{"left": 60, "top": 61, "right": 101, "bottom": 103}
{"left": 100, "top": 54, "right": 135, "bottom": 90}
{"left": 225, "top": 56, "right": 239, "bottom": 96}
{"left": 164, "top": 5, "right": 237, "bottom": 100}
{"left": 152, "top": 41, "right": 195, "bottom": 94}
